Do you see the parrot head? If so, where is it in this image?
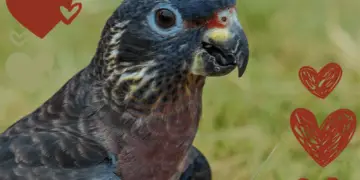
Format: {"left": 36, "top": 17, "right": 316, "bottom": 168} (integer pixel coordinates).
{"left": 96, "top": 0, "right": 249, "bottom": 104}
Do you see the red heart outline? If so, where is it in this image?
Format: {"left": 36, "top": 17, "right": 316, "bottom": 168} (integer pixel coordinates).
{"left": 60, "top": 3, "right": 82, "bottom": 25}
{"left": 290, "top": 108, "right": 356, "bottom": 167}
{"left": 299, "top": 62, "right": 342, "bottom": 99}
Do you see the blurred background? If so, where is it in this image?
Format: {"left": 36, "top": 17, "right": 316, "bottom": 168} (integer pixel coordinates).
{"left": 1, "top": 0, "right": 360, "bottom": 179}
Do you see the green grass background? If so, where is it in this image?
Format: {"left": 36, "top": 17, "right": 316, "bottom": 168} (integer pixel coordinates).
{"left": 1, "top": 0, "right": 360, "bottom": 179}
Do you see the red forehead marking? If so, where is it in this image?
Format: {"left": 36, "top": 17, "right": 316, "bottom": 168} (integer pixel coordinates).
{"left": 206, "top": 6, "right": 236, "bottom": 29}
{"left": 184, "top": 6, "right": 236, "bottom": 29}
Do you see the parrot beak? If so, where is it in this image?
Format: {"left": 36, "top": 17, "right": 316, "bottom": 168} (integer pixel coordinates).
{"left": 192, "top": 7, "right": 249, "bottom": 77}
{"left": 235, "top": 30, "right": 249, "bottom": 78}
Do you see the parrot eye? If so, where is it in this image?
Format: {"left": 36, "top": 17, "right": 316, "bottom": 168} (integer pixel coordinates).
{"left": 147, "top": 4, "right": 183, "bottom": 36}
{"left": 155, "top": 9, "right": 176, "bottom": 29}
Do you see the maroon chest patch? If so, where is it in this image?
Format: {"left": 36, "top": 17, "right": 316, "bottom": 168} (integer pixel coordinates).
{"left": 116, "top": 85, "right": 203, "bottom": 180}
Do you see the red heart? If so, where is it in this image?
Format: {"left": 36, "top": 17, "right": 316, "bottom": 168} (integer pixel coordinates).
{"left": 298, "top": 63, "right": 342, "bottom": 99}
{"left": 290, "top": 108, "right": 356, "bottom": 167}
{"left": 60, "top": 3, "right": 82, "bottom": 25}
{"left": 6, "top": 0, "right": 81, "bottom": 39}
